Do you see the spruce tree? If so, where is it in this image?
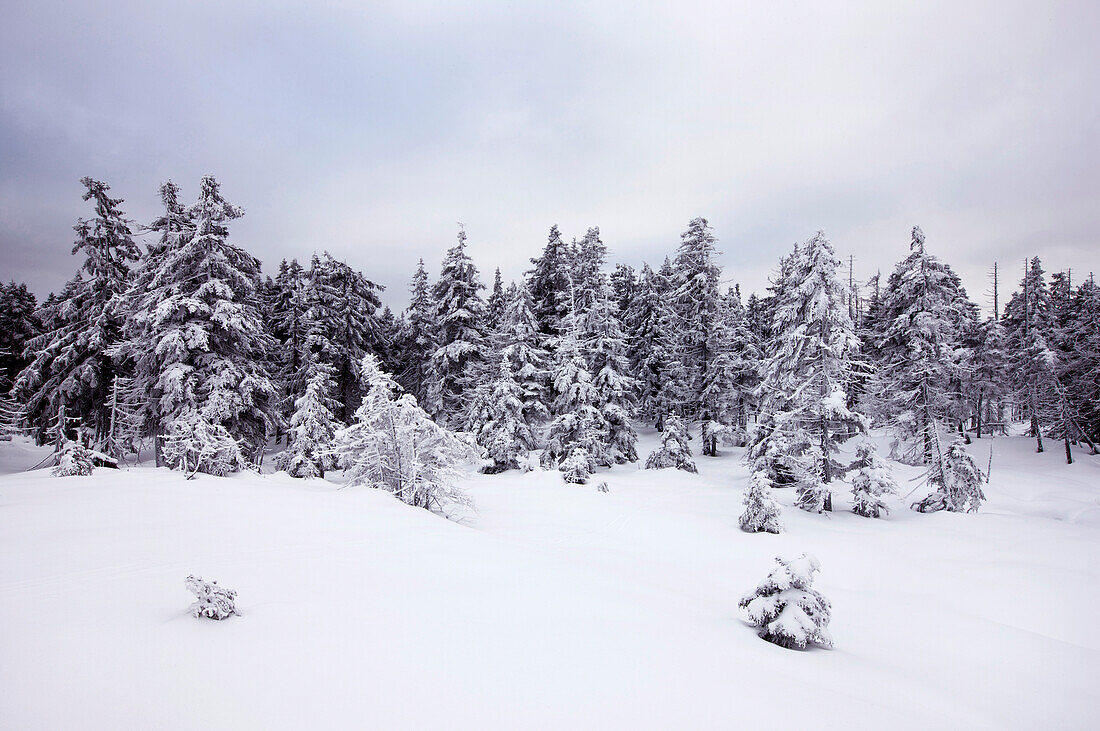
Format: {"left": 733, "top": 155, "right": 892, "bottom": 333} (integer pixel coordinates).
{"left": 541, "top": 306, "right": 606, "bottom": 482}
{"left": 485, "top": 267, "right": 507, "bottom": 333}
{"left": 869, "top": 227, "right": 975, "bottom": 465}
{"left": 749, "top": 232, "right": 865, "bottom": 513}
{"left": 526, "top": 224, "right": 572, "bottom": 343}
{"left": 498, "top": 283, "right": 550, "bottom": 428}
{"left": 739, "top": 555, "right": 832, "bottom": 649}
{"left": 305, "top": 252, "right": 384, "bottom": 423}
{"left": 584, "top": 286, "right": 638, "bottom": 465}
{"left": 739, "top": 470, "right": 783, "bottom": 533}
{"left": 912, "top": 437, "right": 986, "bottom": 513}
{"left": 644, "top": 414, "right": 696, "bottom": 472}
{"left": 121, "top": 175, "right": 276, "bottom": 468}
{"left": 476, "top": 355, "right": 534, "bottom": 473}
{"left": 0, "top": 282, "right": 39, "bottom": 391}
{"left": 848, "top": 442, "right": 898, "bottom": 518}
{"left": 274, "top": 358, "right": 340, "bottom": 478}
{"left": 398, "top": 258, "right": 437, "bottom": 408}
{"left": 670, "top": 217, "right": 724, "bottom": 428}
{"left": 14, "top": 177, "right": 141, "bottom": 443}
{"left": 429, "top": 226, "right": 487, "bottom": 425}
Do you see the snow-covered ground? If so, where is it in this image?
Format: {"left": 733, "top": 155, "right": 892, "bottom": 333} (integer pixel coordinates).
{"left": 2, "top": 431, "right": 1098, "bottom": 729}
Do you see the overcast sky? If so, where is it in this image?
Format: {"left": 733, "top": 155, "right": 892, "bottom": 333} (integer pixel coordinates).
{"left": 2, "top": 0, "right": 1097, "bottom": 310}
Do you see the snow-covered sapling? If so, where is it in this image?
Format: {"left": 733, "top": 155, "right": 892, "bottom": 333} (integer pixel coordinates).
{"left": 644, "top": 414, "right": 697, "bottom": 473}
{"left": 186, "top": 575, "right": 240, "bottom": 620}
{"left": 560, "top": 448, "right": 593, "bottom": 484}
{"left": 162, "top": 410, "right": 248, "bottom": 477}
{"left": 274, "top": 361, "right": 340, "bottom": 478}
{"left": 740, "top": 470, "right": 783, "bottom": 533}
{"left": 596, "top": 481, "right": 610, "bottom": 493}
{"left": 739, "top": 554, "right": 832, "bottom": 649}
{"left": 912, "top": 437, "right": 986, "bottom": 513}
{"left": 848, "top": 442, "right": 898, "bottom": 518}
{"left": 52, "top": 438, "right": 95, "bottom": 477}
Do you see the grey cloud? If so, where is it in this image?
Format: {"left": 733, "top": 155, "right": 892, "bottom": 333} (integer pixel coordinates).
{"left": 1, "top": 1, "right": 1097, "bottom": 309}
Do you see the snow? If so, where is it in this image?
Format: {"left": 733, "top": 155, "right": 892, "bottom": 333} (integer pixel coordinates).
{"left": 1, "top": 430, "right": 1098, "bottom": 728}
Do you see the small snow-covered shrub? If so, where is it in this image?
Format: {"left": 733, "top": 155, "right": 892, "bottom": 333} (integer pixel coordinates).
{"left": 596, "top": 481, "right": 610, "bottom": 493}
{"left": 912, "top": 438, "right": 986, "bottom": 513}
{"left": 52, "top": 439, "right": 95, "bottom": 477}
{"left": 186, "top": 575, "right": 240, "bottom": 620}
{"left": 333, "top": 355, "right": 476, "bottom": 515}
{"left": 740, "top": 470, "right": 783, "bottom": 533}
{"left": 644, "top": 415, "right": 697, "bottom": 472}
{"left": 701, "top": 419, "right": 730, "bottom": 456}
{"left": 848, "top": 442, "right": 898, "bottom": 518}
{"left": 162, "top": 410, "right": 248, "bottom": 477}
{"left": 560, "top": 448, "right": 592, "bottom": 484}
{"left": 739, "top": 554, "right": 832, "bottom": 649}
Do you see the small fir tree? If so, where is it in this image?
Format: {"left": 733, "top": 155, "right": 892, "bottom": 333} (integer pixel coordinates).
{"left": 912, "top": 437, "right": 986, "bottom": 513}
{"left": 739, "top": 554, "right": 833, "bottom": 650}
{"left": 52, "top": 438, "right": 95, "bottom": 477}
{"left": 739, "top": 470, "right": 783, "bottom": 533}
{"left": 644, "top": 414, "right": 697, "bottom": 472}
{"left": 847, "top": 442, "right": 898, "bottom": 518}
{"left": 475, "top": 356, "right": 534, "bottom": 473}
{"left": 274, "top": 360, "right": 341, "bottom": 478}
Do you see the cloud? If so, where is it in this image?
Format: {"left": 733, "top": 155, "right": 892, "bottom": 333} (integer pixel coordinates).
{"left": 2, "top": 1, "right": 1097, "bottom": 311}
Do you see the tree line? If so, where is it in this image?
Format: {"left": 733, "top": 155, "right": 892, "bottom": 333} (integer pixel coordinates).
{"left": 1, "top": 176, "right": 1097, "bottom": 515}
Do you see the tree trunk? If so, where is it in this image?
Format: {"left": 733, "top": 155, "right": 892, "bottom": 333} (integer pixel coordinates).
{"left": 975, "top": 393, "right": 983, "bottom": 439}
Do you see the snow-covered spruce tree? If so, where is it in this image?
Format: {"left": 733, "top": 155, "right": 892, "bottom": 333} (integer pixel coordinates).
{"left": 739, "top": 470, "right": 783, "bottom": 533}
{"left": 962, "top": 315, "right": 1010, "bottom": 440}
{"left": 526, "top": 224, "right": 573, "bottom": 345}
{"left": 748, "top": 232, "right": 865, "bottom": 514}
{"left": 274, "top": 358, "right": 340, "bottom": 478}
{"left": 0, "top": 281, "right": 39, "bottom": 391}
{"left": 333, "top": 355, "right": 475, "bottom": 515}
{"left": 52, "top": 438, "right": 95, "bottom": 477}
{"left": 475, "top": 355, "right": 534, "bottom": 473}
{"left": 912, "top": 437, "right": 986, "bottom": 513}
{"left": 396, "top": 258, "right": 437, "bottom": 408}
{"left": 161, "top": 409, "right": 248, "bottom": 477}
{"left": 625, "top": 263, "right": 679, "bottom": 429}
{"left": 583, "top": 285, "right": 638, "bottom": 465}
{"left": 270, "top": 258, "right": 310, "bottom": 422}
{"left": 120, "top": 176, "right": 277, "bottom": 470}
{"left": 115, "top": 181, "right": 191, "bottom": 463}
{"left": 485, "top": 267, "right": 507, "bottom": 333}
{"left": 1061, "top": 275, "right": 1100, "bottom": 444}
{"left": 723, "top": 286, "right": 762, "bottom": 445}
{"left": 429, "top": 226, "right": 487, "bottom": 426}
{"left": 540, "top": 307, "right": 607, "bottom": 483}
{"left": 609, "top": 263, "right": 637, "bottom": 320}
{"left": 13, "top": 177, "right": 141, "bottom": 443}
{"left": 644, "top": 414, "right": 697, "bottom": 472}
{"left": 699, "top": 290, "right": 741, "bottom": 455}
{"left": 868, "top": 227, "right": 976, "bottom": 465}
{"left": 498, "top": 283, "right": 550, "bottom": 428}
{"left": 560, "top": 449, "right": 593, "bottom": 484}
{"left": 848, "top": 442, "right": 898, "bottom": 518}
{"left": 669, "top": 217, "right": 725, "bottom": 429}
{"left": 739, "top": 554, "right": 832, "bottom": 650}
{"left": 305, "top": 252, "right": 384, "bottom": 423}
{"left": 571, "top": 226, "right": 608, "bottom": 315}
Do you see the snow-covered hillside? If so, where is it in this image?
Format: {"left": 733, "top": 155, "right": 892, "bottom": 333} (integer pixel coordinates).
{"left": 2, "top": 431, "right": 1097, "bottom": 729}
